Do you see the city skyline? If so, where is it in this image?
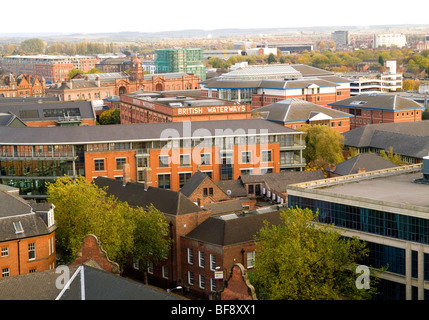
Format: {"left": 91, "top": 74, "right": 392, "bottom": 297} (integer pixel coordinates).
{"left": 2, "top": 0, "right": 429, "bottom": 35}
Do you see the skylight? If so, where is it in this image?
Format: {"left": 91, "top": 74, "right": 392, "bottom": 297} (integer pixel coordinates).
{"left": 13, "top": 221, "right": 24, "bottom": 233}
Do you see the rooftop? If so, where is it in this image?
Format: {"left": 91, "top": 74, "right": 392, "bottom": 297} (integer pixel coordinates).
{"left": 0, "top": 119, "right": 300, "bottom": 145}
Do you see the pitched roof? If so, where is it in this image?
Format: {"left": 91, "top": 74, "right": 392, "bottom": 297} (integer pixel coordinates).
{"left": 0, "top": 265, "right": 183, "bottom": 300}
{"left": 331, "top": 153, "right": 399, "bottom": 176}
{"left": 0, "top": 119, "right": 298, "bottom": 145}
{"left": 329, "top": 93, "right": 424, "bottom": 111}
{"left": 184, "top": 210, "right": 282, "bottom": 246}
{"left": 0, "top": 190, "right": 54, "bottom": 242}
{"left": 179, "top": 170, "right": 209, "bottom": 197}
{"left": 93, "top": 177, "right": 203, "bottom": 216}
{"left": 343, "top": 121, "right": 429, "bottom": 159}
{"left": 255, "top": 98, "right": 352, "bottom": 123}
{"left": 240, "top": 170, "right": 325, "bottom": 193}
{"left": 203, "top": 199, "right": 243, "bottom": 215}
{"left": 215, "top": 180, "right": 247, "bottom": 198}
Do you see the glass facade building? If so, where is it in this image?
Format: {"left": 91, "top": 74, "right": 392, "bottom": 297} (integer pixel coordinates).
{"left": 287, "top": 164, "right": 429, "bottom": 300}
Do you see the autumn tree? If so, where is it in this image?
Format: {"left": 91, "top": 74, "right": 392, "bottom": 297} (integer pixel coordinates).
{"left": 47, "top": 176, "right": 170, "bottom": 270}
{"left": 20, "top": 38, "right": 45, "bottom": 54}
{"left": 300, "top": 124, "right": 345, "bottom": 171}
{"left": 99, "top": 109, "right": 121, "bottom": 125}
{"left": 250, "top": 207, "right": 382, "bottom": 300}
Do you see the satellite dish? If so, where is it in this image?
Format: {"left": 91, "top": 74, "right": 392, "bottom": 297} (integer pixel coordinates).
{"left": 226, "top": 190, "right": 232, "bottom": 196}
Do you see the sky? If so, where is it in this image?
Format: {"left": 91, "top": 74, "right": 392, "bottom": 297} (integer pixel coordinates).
{"left": 2, "top": 0, "right": 429, "bottom": 35}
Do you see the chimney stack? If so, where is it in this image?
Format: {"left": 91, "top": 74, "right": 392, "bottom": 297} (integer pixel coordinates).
{"left": 123, "top": 163, "right": 131, "bottom": 186}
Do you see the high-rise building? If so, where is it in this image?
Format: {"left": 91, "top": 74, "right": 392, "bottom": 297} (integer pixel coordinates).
{"left": 373, "top": 33, "right": 407, "bottom": 48}
{"left": 332, "top": 30, "right": 349, "bottom": 47}
{"left": 155, "top": 48, "right": 206, "bottom": 81}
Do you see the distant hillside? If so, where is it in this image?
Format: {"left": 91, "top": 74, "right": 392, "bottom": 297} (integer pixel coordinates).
{"left": 1, "top": 24, "right": 429, "bottom": 43}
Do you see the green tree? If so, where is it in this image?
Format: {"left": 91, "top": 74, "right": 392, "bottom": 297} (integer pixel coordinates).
{"left": 46, "top": 176, "right": 170, "bottom": 269}
{"left": 250, "top": 207, "right": 382, "bottom": 300}
{"left": 20, "top": 38, "right": 45, "bottom": 54}
{"left": 267, "top": 53, "right": 277, "bottom": 64}
{"left": 68, "top": 68, "right": 84, "bottom": 79}
{"left": 379, "top": 146, "right": 402, "bottom": 165}
{"left": 99, "top": 109, "right": 121, "bottom": 125}
{"left": 300, "top": 124, "right": 345, "bottom": 170}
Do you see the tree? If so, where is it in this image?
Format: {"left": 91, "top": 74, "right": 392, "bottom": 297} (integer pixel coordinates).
{"left": 267, "top": 53, "right": 277, "bottom": 64}
{"left": 46, "top": 176, "right": 170, "bottom": 269}
{"left": 300, "top": 124, "right": 345, "bottom": 170}
{"left": 250, "top": 207, "right": 382, "bottom": 300}
{"left": 68, "top": 68, "right": 84, "bottom": 79}
{"left": 379, "top": 146, "right": 402, "bottom": 165}
{"left": 99, "top": 109, "right": 121, "bottom": 125}
{"left": 20, "top": 38, "right": 45, "bottom": 54}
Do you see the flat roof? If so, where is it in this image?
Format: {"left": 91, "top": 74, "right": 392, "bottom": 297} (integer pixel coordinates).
{"left": 288, "top": 164, "right": 429, "bottom": 217}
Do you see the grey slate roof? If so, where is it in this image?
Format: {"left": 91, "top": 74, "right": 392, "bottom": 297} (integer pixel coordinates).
{"left": 93, "top": 177, "right": 203, "bottom": 216}
{"left": 343, "top": 121, "right": 429, "bottom": 159}
{"left": 0, "top": 100, "right": 95, "bottom": 122}
{"left": 0, "top": 119, "right": 299, "bottom": 145}
{"left": 184, "top": 210, "right": 282, "bottom": 246}
{"left": 0, "top": 265, "right": 183, "bottom": 300}
{"left": 215, "top": 180, "right": 247, "bottom": 198}
{"left": 203, "top": 199, "right": 243, "bottom": 215}
{"left": 240, "top": 170, "right": 325, "bottom": 193}
{"left": 0, "top": 190, "right": 55, "bottom": 242}
{"left": 329, "top": 93, "right": 424, "bottom": 111}
{"left": 331, "top": 153, "right": 399, "bottom": 176}
{"left": 0, "top": 112, "right": 27, "bottom": 127}
{"left": 255, "top": 98, "right": 352, "bottom": 123}
{"left": 179, "top": 170, "right": 209, "bottom": 197}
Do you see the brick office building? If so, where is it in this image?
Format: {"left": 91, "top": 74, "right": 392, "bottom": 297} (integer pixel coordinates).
{"left": 328, "top": 94, "right": 425, "bottom": 129}
{"left": 1, "top": 55, "right": 97, "bottom": 83}
{"left": 200, "top": 64, "right": 351, "bottom": 108}
{"left": 0, "top": 187, "right": 56, "bottom": 278}
{"left": 120, "top": 91, "right": 251, "bottom": 124}
{"left": 0, "top": 119, "right": 305, "bottom": 198}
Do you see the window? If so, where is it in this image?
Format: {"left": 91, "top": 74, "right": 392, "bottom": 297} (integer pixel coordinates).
{"left": 179, "top": 172, "right": 192, "bottom": 188}
{"left": 247, "top": 251, "right": 255, "bottom": 269}
{"left": 240, "top": 169, "right": 252, "bottom": 176}
{"left": 188, "top": 271, "right": 194, "bottom": 285}
{"left": 262, "top": 150, "right": 272, "bottom": 162}
{"left": 13, "top": 221, "right": 23, "bottom": 234}
{"left": 159, "top": 155, "right": 169, "bottom": 168}
{"left": 199, "top": 251, "right": 205, "bottom": 268}
{"left": 180, "top": 154, "right": 190, "bottom": 166}
{"left": 28, "top": 243, "right": 36, "bottom": 260}
{"left": 199, "top": 274, "right": 205, "bottom": 289}
{"left": 116, "top": 158, "right": 126, "bottom": 170}
{"left": 162, "top": 266, "right": 169, "bottom": 279}
{"left": 211, "top": 278, "right": 216, "bottom": 292}
{"left": 133, "top": 258, "right": 139, "bottom": 270}
{"left": 148, "top": 262, "right": 154, "bottom": 274}
{"left": 241, "top": 151, "right": 251, "bottom": 164}
{"left": 210, "top": 254, "right": 216, "bottom": 271}
{"left": 1, "top": 247, "right": 8, "bottom": 257}
{"left": 2, "top": 268, "right": 9, "bottom": 278}
{"left": 158, "top": 174, "right": 171, "bottom": 189}
{"left": 188, "top": 248, "right": 194, "bottom": 264}
{"left": 94, "top": 159, "right": 105, "bottom": 171}
{"left": 201, "top": 153, "right": 211, "bottom": 165}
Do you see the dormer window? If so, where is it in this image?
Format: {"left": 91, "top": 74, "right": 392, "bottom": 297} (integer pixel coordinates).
{"left": 13, "top": 221, "right": 23, "bottom": 234}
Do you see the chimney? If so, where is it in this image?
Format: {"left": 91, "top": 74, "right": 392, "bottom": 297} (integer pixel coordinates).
{"left": 357, "top": 167, "right": 366, "bottom": 174}
{"left": 143, "top": 167, "right": 152, "bottom": 189}
{"left": 96, "top": 76, "right": 100, "bottom": 87}
{"left": 122, "top": 163, "right": 131, "bottom": 185}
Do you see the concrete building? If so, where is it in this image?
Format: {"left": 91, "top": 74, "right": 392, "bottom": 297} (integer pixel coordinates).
{"left": 373, "top": 33, "right": 407, "bottom": 48}
{"left": 332, "top": 31, "right": 349, "bottom": 47}
{"left": 287, "top": 161, "right": 429, "bottom": 299}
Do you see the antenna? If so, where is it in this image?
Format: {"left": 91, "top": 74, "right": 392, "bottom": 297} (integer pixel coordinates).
{"left": 226, "top": 190, "right": 232, "bottom": 196}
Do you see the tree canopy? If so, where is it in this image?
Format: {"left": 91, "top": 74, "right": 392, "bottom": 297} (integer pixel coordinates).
{"left": 47, "top": 176, "right": 171, "bottom": 270}
{"left": 299, "top": 124, "right": 345, "bottom": 171}
{"left": 250, "top": 207, "right": 382, "bottom": 300}
{"left": 20, "top": 38, "right": 45, "bottom": 54}
{"left": 99, "top": 109, "right": 121, "bottom": 125}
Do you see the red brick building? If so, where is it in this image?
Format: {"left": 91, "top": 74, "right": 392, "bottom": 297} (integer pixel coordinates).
{"left": 120, "top": 91, "right": 251, "bottom": 124}
{"left": 328, "top": 94, "right": 425, "bottom": 129}
{"left": 0, "top": 188, "right": 56, "bottom": 278}
{"left": 0, "top": 73, "right": 46, "bottom": 98}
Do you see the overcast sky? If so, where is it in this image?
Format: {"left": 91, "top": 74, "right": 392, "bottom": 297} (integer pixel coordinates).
{"left": 2, "top": 0, "right": 429, "bottom": 34}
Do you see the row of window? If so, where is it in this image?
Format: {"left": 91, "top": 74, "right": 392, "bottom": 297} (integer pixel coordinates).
{"left": 94, "top": 157, "right": 126, "bottom": 172}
